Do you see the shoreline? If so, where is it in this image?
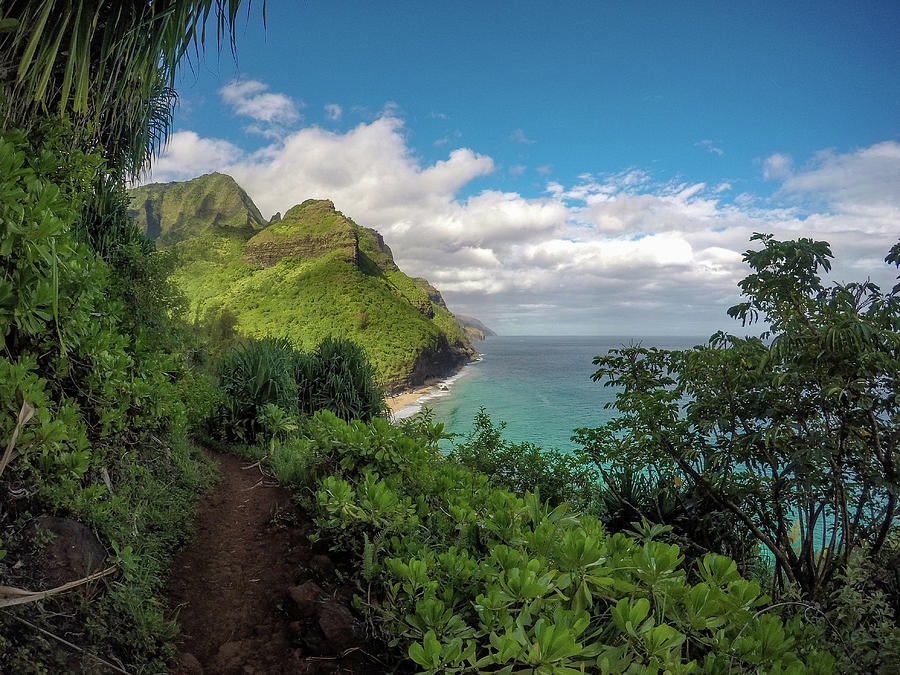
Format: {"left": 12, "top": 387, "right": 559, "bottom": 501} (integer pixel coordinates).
{"left": 385, "top": 353, "right": 482, "bottom": 418}
{"left": 385, "top": 385, "right": 437, "bottom": 416}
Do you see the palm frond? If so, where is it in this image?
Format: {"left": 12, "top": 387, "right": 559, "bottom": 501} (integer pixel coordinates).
{"left": 1, "top": 0, "right": 264, "bottom": 178}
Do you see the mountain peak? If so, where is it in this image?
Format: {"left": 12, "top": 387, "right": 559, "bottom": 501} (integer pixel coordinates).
{"left": 244, "top": 197, "right": 358, "bottom": 268}
{"left": 128, "top": 172, "right": 265, "bottom": 245}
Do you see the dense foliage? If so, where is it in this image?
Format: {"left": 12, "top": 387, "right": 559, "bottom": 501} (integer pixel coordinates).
{"left": 1, "top": 2, "right": 259, "bottom": 671}
{"left": 298, "top": 336, "right": 388, "bottom": 421}
{"left": 216, "top": 335, "right": 387, "bottom": 441}
{"left": 0, "top": 125, "right": 215, "bottom": 671}
{"left": 267, "top": 410, "right": 834, "bottom": 673}
{"left": 450, "top": 407, "right": 598, "bottom": 510}
{"left": 577, "top": 234, "right": 900, "bottom": 672}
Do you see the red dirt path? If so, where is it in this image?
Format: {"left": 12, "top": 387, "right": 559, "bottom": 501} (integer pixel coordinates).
{"left": 167, "top": 450, "right": 383, "bottom": 674}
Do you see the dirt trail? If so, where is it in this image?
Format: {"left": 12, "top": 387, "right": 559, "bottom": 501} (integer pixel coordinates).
{"left": 167, "top": 450, "right": 382, "bottom": 674}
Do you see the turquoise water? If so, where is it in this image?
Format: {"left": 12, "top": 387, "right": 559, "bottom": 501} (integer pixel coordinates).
{"left": 397, "top": 335, "right": 705, "bottom": 451}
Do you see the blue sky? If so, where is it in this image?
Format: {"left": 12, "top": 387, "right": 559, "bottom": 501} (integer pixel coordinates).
{"left": 151, "top": 1, "right": 900, "bottom": 335}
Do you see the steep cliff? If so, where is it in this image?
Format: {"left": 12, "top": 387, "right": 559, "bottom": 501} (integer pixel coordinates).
{"left": 129, "top": 178, "right": 481, "bottom": 391}
{"left": 456, "top": 314, "right": 498, "bottom": 341}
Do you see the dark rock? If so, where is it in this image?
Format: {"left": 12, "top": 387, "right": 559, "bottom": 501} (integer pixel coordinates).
{"left": 309, "top": 554, "right": 334, "bottom": 575}
{"left": 211, "top": 640, "right": 245, "bottom": 672}
{"left": 177, "top": 652, "right": 204, "bottom": 674}
{"left": 33, "top": 516, "right": 107, "bottom": 586}
{"left": 394, "top": 333, "right": 476, "bottom": 394}
{"left": 288, "top": 581, "right": 325, "bottom": 617}
{"left": 317, "top": 600, "right": 365, "bottom": 651}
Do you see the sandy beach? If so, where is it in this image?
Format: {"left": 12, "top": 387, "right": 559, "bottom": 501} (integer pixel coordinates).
{"left": 385, "top": 385, "right": 436, "bottom": 415}
{"left": 385, "top": 355, "right": 480, "bottom": 416}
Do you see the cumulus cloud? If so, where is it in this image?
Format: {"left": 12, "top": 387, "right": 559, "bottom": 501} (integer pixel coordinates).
{"left": 324, "top": 103, "right": 342, "bottom": 121}
{"left": 779, "top": 141, "right": 900, "bottom": 210}
{"left": 219, "top": 79, "right": 301, "bottom": 137}
{"left": 762, "top": 152, "right": 793, "bottom": 180}
{"left": 144, "top": 131, "right": 241, "bottom": 183}
{"left": 144, "top": 113, "right": 900, "bottom": 335}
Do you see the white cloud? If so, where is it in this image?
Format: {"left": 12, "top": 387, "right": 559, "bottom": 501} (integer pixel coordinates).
{"left": 226, "top": 116, "right": 494, "bottom": 228}
{"left": 778, "top": 141, "right": 900, "bottom": 211}
{"left": 219, "top": 79, "right": 301, "bottom": 138}
{"left": 509, "top": 128, "right": 535, "bottom": 144}
{"left": 144, "top": 117, "right": 900, "bottom": 335}
{"left": 508, "top": 164, "right": 527, "bottom": 177}
{"left": 696, "top": 139, "right": 725, "bottom": 156}
{"left": 762, "top": 152, "right": 793, "bottom": 180}
{"left": 324, "top": 103, "right": 342, "bottom": 121}
{"left": 143, "top": 131, "right": 241, "bottom": 183}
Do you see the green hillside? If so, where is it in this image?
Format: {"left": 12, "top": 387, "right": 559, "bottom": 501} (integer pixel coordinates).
{"left": 127, "top": 172, "right": 266, "bottom": 245}
{"left": 129, "top": 179, "right": 477, "bottom": 390}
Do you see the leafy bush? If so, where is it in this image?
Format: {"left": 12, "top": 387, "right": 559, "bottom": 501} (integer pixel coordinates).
{"left": 451, "top": 408, "right": 597, "bottom": 510}
{"left": 574, "top": 439, "right": 758, "bottom": 578}
{"left": 806, "top": 541, "right": 900, "bottom": 673}
{"left": 0, "top": 125, "right": 212, "bottom": 672}
{"left": 274, "top": 410, "right": 834, "bottom": 673}
{"left": 582, "top": 234, "right": 900, "bottom": 606}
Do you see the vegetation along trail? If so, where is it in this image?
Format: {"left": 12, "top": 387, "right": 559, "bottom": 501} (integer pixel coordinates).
{"left": 168, "top": 450, "right": 379, "bottom": 674}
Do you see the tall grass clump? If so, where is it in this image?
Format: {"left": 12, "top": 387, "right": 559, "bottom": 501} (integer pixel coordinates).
{"left": 217, "top": 337, "right": 299, "bottom": 440}
{"left": 214, "top": 336, "right": 386, "bottom": 441}
{"left": 298, "top": 336, "right": 387, "bottom": 422}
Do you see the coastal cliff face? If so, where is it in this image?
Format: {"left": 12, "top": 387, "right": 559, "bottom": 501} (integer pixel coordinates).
{"left": 128, "top": 175, "right": 481, "bottom": 390}
{"left": 456, "top": 314, "right": 497, "bottom": 341}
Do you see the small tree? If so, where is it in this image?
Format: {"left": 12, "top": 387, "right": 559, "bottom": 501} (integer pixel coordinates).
{"left": 579, "top": 234, "right": 900, "bottom": 602}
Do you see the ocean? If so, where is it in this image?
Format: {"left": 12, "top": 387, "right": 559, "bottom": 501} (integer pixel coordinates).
{"left": 395, "top": 335, "right": 706, "bottom": 451}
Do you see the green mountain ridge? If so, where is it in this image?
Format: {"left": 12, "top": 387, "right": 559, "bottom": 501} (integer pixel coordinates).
{"left": 128, "top": 172, "right": 267, "bottom": 245}
{"left": 128, "top": 174, "right": 487, "bottom": 391}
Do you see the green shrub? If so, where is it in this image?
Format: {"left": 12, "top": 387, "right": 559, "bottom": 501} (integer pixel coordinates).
{"left": 276, "top": 411, "right": 835, "bottom": 673}
{"left": 216, "top": 337, "right": 300, "bottom": 441}
{"left": 582, "top": 235, "right": 900, "bottom": 606}
{"left": 0, "top": 125, "right": 212, "bottom": 672}
{"left": 298, "top": 336, "right": 387, "bottom": 422}
{"left": 270, "top": 435, "right": 320, "bottom": 488}
{"left": 576, "top": 456, "right": 759, "bottom": 579}
{"left": 451, "top": 408, "right": 597, "bottom": 510}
